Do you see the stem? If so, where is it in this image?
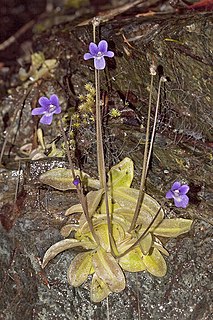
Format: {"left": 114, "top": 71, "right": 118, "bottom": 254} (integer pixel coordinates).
{"left": 95, "top": 69, "right": 106, "bottom": 188}
{"left": 95, "top": 67, "right": 116, "bottom": 256}
{"left": 58, "top": 117, "right": 100, "bottom": 245}
{"left": 117, "top": 205, "right": 162, "bottom": 259}
{"left": 129, "top": 74, "right": 154, "bottom": 232}
{"left": 129, "top": 76, "right": 165, "bottom": 232}
{"left": 92, "top": 19, "right": 116, "bottom": 255}
{"left": 145, "top": 76, "right": 165, "bottom": 176}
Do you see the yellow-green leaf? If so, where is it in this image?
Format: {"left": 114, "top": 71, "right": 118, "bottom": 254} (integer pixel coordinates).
{"left": 108, "top": 157, "right": 134, "bottom": 189}
{"left": 39, "top": 168, "right": 100, "bottom": 191}
{"left": 113, "top": 187, "right": 138, "bottom": 206}
{"left": 19, "top": 52, "right": 58, "bottom": 83}
{"left": 65, "top": 189, "right": 104, "bottom": 216}
{"left": 113, "top": 208, "right": 135, "bottom": 227}
{"left": 117, "top": 237, "right": 135, "bottom": 254}
{"left": 31, "top": 52, "right": 45, "bottom": 69}
{"left": 65, "top": 203, "right": 83, "bottom": 216}
{"left": 153, "top": 241, "right": 169, "bottom": 256}
{"left": 60, "top": 223, "right": 78, "bottom": 237}
{"left": 119, "top": 247, "right": 146, "bottom": 272}
{"left": 77, "top": 215, "right": 91, "bottom": 235}
{"left": 86, "top": 189, "right": 104, "bottom": 215}
{"left": 75, "top": 228, "right": 95, "bottom": 244}
{"left": 92, "top": 247, "right": 125, "bottom": 293}
{"left": 113, "top": 188, "right": 164, "bottom": 231}
{"left": 94, "top": 223, "right": 125, "bottom": 251}
{"left": 153, "top": 218, "right": 193, "bottom": 237}
{"left": 67, "top": 252, "right": 93, "bottom": 287}
{"left": 100, "top": 194, "right": 120, "bottom": 214}
{"left": 33, "top": 59, "right": 57, "bottom": 81}
{"left": 143, "top": 247, "right": 167, "bottom": 277}
{"left": 90, "top": 273, "right": 111, "bottom": 303}
{"left": 42, "top": 239, "right": 95, "bottom": 268}
{"left": 139, "top": 232, "right": 153, "bottom": 255}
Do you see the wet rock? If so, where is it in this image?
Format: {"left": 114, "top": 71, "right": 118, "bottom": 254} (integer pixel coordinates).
{"left": 0, "top": 2, "right": 212, "bottom": 320}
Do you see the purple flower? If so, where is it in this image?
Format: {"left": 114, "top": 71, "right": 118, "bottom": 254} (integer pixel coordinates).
{"left": 32, "top": 94, "right": 61, "bottom": 125}
{"left": 73, "top": 176, "right": 80, "bottom": 187}
{"left": 84, "top": 40, "right": 114, "bottom": 70}
{"left": 166, "top": 182, "right": 190, "bottom": 208}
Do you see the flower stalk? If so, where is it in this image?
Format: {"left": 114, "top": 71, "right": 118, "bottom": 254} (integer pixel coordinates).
{"left": 91, "top": 21, "right": 116, "bottom": 255}
{"left": 58, "top": 115, "right": 100, "bottom": 245}
{"left": 129, "top": 75, "right": 165, "bottom": 232}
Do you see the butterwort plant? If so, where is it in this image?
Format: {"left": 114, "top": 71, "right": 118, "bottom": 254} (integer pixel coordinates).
{"left": 84, "top": 40, "right": 114, "bottom": 70}
{"left": 38, "top": 32, "right": 193, "bottom": 303}
{"left": 32, "top": 94, "right": 61, "bottom": 125}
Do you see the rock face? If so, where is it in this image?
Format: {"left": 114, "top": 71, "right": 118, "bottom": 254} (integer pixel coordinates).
{"left": 0, "top": 2, "right": 212, "bottom": 320}
{"left": 33, "top": 10, "right": 213, "bottom": 142}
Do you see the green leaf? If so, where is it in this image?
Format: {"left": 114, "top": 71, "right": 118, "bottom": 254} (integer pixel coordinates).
{"left": 100, "top": 194, "right": 120, "bottom": 214}
{"left": 113, "top": 187, "right": 138, "bottom": 206}
{"left": 65, "top": 189, "right": 104, "bottom": 216}
{"left": 67, "top": 252, "right": 93, "bottom": 287}
{"left": 60, "top": 223, "right": 78, "bottom": 237}
{"left": 119, "top": 247, "right": 146, "bottom": 272}
{"left": 42, "top": 239, "right": 95, "bottom": 268}
{"left": 108, "top": 157, "right": 134, "bottom": 189}
{"left": 90, "top": 273, "right": 111, "bottom": 303}
{"left": 113, "top": 208, "right": 134, "bottom": 228}
{"left": 65, "top": 203, "right": 83, "bottom": 216}
{"left": 153, "top": 218, "right": 193, "bottom": 237}
{"left": 139, "top": 232, "right": 153, "bottom": 255}
{"left": 31, "top": 52, "right": 45, "bottom": 69}
{"left": 92, "top": 247, "right": 125, "bottom": 293}
{"left": 33, "top": 59, "right": 58, "bottom": 82}
{"left": 75, "top": 228, "right": 94, "bottom": 243}
{"left": 87, "top": 189, "right": 104, "bottom": 215}
{"left": 117, "top": 237, "right": 135, "bottom": 254}
{"left": 20, "top": 51, "right": 58, "bottom": 83}
{"left": 94, "top": 223, "right": 125, "bottom": 251}
{"left": 39, "top": 168, "right": 100, "bottom": 191}
{"left": 143, "top": 247, "right": 167, "bottom": 277}
{"left": 113, "top": 188, "right": 164, "bottom": 230}
{"left": 153, "top": 241, "right": 169, "bottom": 256}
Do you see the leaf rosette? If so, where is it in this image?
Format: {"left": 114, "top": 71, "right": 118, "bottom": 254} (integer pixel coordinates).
{"left": 41, "top": 158, "right": 193, "bottom": 302}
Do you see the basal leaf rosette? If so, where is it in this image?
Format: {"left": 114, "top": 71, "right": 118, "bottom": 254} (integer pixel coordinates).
{"left": 41, "top": 157, "right": 193, "bottom": 302}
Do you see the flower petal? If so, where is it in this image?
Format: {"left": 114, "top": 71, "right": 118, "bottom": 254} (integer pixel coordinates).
{"left": 104, "top": 50, "right": 114, "bottom": 58}
{"left": 89, "top": 42, "right": 98, "bottom": 55}
{"left": 171, "top": 181, "right": 181, "bottom": 191}
{"left": 180, "top": 195, "right": 189, "bottom": 208}
{"left": 98, "top": 40, "right": 108, "bottom": 53}
{"left": 40, "top": 114, "right": 53, "bottom": 125}
{"left": 94, "top": 57, "right": 106, "bottom": 70}
{"left": 38, "top": 97, "right": 50, "bottom": 109}
{"left": 84, "top": 53, "right": 94, "bottom": 60}
{"left": 179, "top": 184, "right": 190, "bottom": 195}
{"left": 32, "top": 107, "right": 45, "bottom": 116}
{"left": 174, "top": 195, "right": 189, "bottom": 208}
{"left": 53, "top": 106, "right": 61, "bottom": 114}
{"left": 166, "top": 190, "right": 174, "bottom": 199}
{"left": 50, "top": 94, "right": 59, "bottom": 107}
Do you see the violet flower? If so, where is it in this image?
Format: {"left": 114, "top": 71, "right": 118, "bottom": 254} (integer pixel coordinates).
{"left": 84, "top": 40, "right": 114, "bottom": 70}
{"left": 166, "top": 181, "right": 190, "bottom": 208}
{"left": 32, "top": 94, "right": 61, "bottom": 125}
{"left": 73, "top": 176, "right": 80, "bottom": 187}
